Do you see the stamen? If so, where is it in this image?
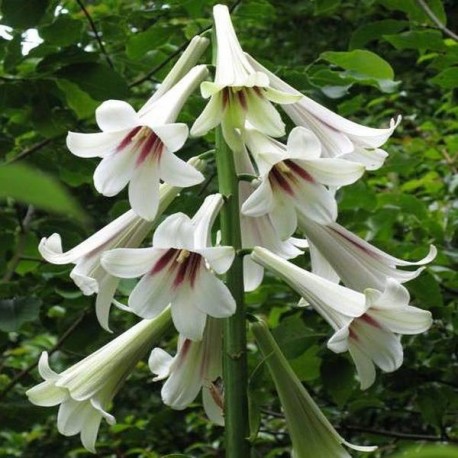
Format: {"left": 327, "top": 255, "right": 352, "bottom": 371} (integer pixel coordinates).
{"left": 176, "top": 249, "right": 190, "bottom": 264}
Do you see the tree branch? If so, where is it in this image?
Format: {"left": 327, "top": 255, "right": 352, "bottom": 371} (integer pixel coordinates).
{"left": 0, "top": 309, "right": 90, "bottom": 400}
{"left": 4, "top": 138, "right": 54, "bottom": 165}
{"left": 76, "top": 0, "right": 114, "bottom": 69}
{"left": 416, "top": 0, "right": 458, "bottom": 42}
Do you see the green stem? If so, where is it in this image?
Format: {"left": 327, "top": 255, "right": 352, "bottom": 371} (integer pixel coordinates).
{"left": 215, "top": 127, "right": 250, "bottom": 457}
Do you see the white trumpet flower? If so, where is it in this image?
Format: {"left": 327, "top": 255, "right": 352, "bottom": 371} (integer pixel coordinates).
{"left": 191, "top": 4, "right": 299, "bottom": 150}
{"left": 251, "top": 247, "right": 433, "bottom": 389}
{"left": 38, "top": 160, "right": 205, "bottom": 332}
{"left": 149, "top": 318, "right": 224, "bottom": 425}
{"left": 26, "top": 308, "right": 172, "bottom": 453}
{"left": 241, "top": 126, "right": 364, "bottom": 238}
{"left": 298, "top": 213, "right": 437, "bottom": 292}
{"left": 252, "top": 319, "right": 377, "bottom": 457}
{"left": 67, "top": 66, "right": 208, "bottom": 220}
{"left": 247, "top": 54, "right": 400, "bottom": 170}
{"left": 102, "top": 194, "right": 235, "bottom": 341}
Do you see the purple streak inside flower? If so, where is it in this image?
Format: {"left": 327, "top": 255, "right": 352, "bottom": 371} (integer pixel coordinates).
{"left": 237, "top": 90, "right": 247, "bottom": 110}
{"left": 270, "top": 164, "right": 294, "bottom": 195}
{"left": 359, "top": 313, "right": 382, "bottom": 328}
{"left": 116, "top": 126, "right": 142, "bottom": 152}
{"left": 151, "top": 249, "right": 177, "bottom": 274}
{"left": 173, "top": 253, "right": 202, "bottom": 288}
{"left": 136, "top": 131, "right": 163, "bottom": 166}
{"left": 286, "top": 160, "right": 315, "bottom": 183}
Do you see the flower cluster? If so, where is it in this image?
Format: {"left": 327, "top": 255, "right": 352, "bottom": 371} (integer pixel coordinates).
{"left": 27, "top": 5, "right": 435, "bottom": 455}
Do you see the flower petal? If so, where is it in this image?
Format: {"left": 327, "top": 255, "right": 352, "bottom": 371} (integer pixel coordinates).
{"left": 96, "top": 100, "right": 139, "bottom": 132}
{"left": 95, "top": 275, "right": 119, "bottom": 332}
{"left": 101, "top": 247, "right": 158, "bottom": 278}
{"left": 80, "top": 410, "right": 104, "bottom": 453}
{"left": 301, "top": 158, "right": 365, "bottom": 187}
{"left": 198, "top": 246, "right": 235, "bottom": 274}
{"left": 243, "top": 256, "right": 264, "bottom": 292}
{"left": 241, "top": 179, "right": 274, "bottom": 217}
{"left": 293, "top": 181, "right": 337, "bottom": 224}
{"left": 172, "top": 287, "right": 207, "bottom": 340}
{"left": 286, "top": 127, "right": 322, "bottom": 160}
{"left": 148, "top": 348, "right": 173, "bottom": 380}
{"left": 128, "top": 157, "right": 161, "bottom": 221}
{"left": 66, "top": 131, "right": 126, "bottom": 158}
{"left": 152, "top": 123, "right": 189, "bottom": 153}
{"left": 191, "top": 92, "right": 224, "bottom": 137}
{"left": 202, "top": 386, "right": 224, "bottom": 426}
{"left": 348, "top": 344, "right": 376, "bottom": 390}
{"left": 159, "top": 149, "right": 204, "bottom": 187}
{"left": 153, "top": 213, "right": 195, "bottom": 249}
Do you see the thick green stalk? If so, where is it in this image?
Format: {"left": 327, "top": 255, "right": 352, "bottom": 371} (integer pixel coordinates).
{"left": 215, "top": 127, "right": 250, "bottom": 457}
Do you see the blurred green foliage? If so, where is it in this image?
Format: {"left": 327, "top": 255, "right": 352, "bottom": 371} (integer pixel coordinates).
{"left": 0, "top": 0, "right": 457, "bottom": 457}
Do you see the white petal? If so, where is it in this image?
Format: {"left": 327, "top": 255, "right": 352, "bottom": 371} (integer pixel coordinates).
{"left": 201, "top": 81, "right": 224, "bottom": 98}
{"left": 264, "top": 86, "right": 302, "bottom": 104}
{"left": 192, "top": 268, "right": 236, "bottom": 318}
{"left": 101, "top": 247, "right": 159, "bottom": 278}
{"left": 293, "top": 181, "right": 337, "bottom": 225}
{"left": 38, "top": 233, "right": 68, "bottom": 264}
{"left": 38, "top": 352, "right": 59, "bottom": 380}
{"left": 80, "top": 410, "right": 104, "bottom": 453}
{"left": 375, "top": 307, "right": 432, "bottom": 335}
{"left": 66, "top": 131, "right": 126, "bottom": 158}
{"left": 153, "top": 213, "right": 194, "bottom": 249}
{"left": 192, "top": 194, "right": 224, "bottom": 248}
{"left": 159, "top": 149, "right": 204, "bottom": 187}
{"left": 198, "top": 246, "right": 235, "bottom": 274}
{"left": 202, "top": 386, "right": 224, "bottom": 426}
{"left": 95, "top": 275, "right": 119, "bottom": 332}
{"left": 241, "top": 179, "right": 274, "bottom": 217}
{"left": 308, "top": 240, "right": 340, "bottom": 284}
{"left": 129, "top": 269, "right": 174, "bottom": 319}
{"left": 270, "top": 197, "right": 298, "bottom": 239}
{"left": 93, "top": 151, "right": 136, "bottom": 197}
{"left": 243, "top": 256, "right": 264, "bottom": 292}
{"left": 172, "top": 288, "right": 207, "bottom": 340}
{"left": 26, "top": 381, "right": 67, "bottom": 407}
{"left": 302, "top": 158, "right": 365, "bottom": 187}
{"left": 152, "top": 123, "right": 188, "bottom": 153}
{"left": 148, "top": 348, "right": 173, "bottom": 380}
{"left": 342, "top": 147, "right": 388, "bottom": 171}
{"left": 348, "top": 344, "right": 376, "bottom": 390}
{"left": 96, "top": 100, "right": 139, "bottom": 132}
{"left": 286, "top": 127, "right": 322, "bottom": 160}
{"left": 128, "top": 157, "right": 161, "bottom": 221}
{"left": 245, "top": 89, "right": 285, "bottom": 138}
{"left": 57, "top": 399, "right": 88, "bottom": 436}
{"left": 191, "top": 93, "right": 224, "bottom": 137}
{"left": 327, "top": 326, "right": 350, "bottom": 353}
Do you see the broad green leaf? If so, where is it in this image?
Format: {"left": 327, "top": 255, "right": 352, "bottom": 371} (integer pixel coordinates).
{"left": 321, "top": 49, "right": 395, "bottom": 80}
{"left": 289, "top": 344, "right": 322, "bottom": 381}
{"left": 56, "top": 63, "right": 129, "bottom": 101}
{"left": 350, "top": 19, "right": 408, "bottom": 49}
{"left": 321, "top": 356, "right": 355, "bottom": 407}
{"left": 384, "top": 30, "right": 446, "bottom": 51}
{"left": 1, "top": 0, "right": 50, "bottom": 29}
{"left": 408, "top": 272, "right": 444, "bottom": 309}
{"left": 56, "top": 79, "right": 99, "bottom": 119}
{"left": 314, "top": 0, "right": 341, "bottom": 15}
{"left": 392, "top": 445, "right": 458, "bottom": 458}
{"left": 0, "top": 297, "right": 42, "bottom": 332}
{"left": 431, "top": 67, "right": 458, "bottom": 89}
{"left": 379, "top": 0, "right": 446, "bottom": 25}
{"left": 126, "top": 26, "right": 174, "bottom": 60}
{"left": 40, "top": 16, "right": 84, "bottom": 47}
{"left": 0, "top": 164, "right": 85, "bottom": 220}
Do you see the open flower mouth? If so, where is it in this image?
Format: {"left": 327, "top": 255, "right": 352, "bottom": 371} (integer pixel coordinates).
{"left": 116, "top": 126, "right": 165, "bottom": 166}
{"left": 151, "top": 248, "right": 203, "bottom": 289}
{"left": 269, "top": 160, "right": 315, "bottom": 196}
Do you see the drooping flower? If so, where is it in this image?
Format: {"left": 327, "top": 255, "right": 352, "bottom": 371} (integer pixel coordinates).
{"left": 67, "top": 65, "right": 208, "bottom": 220}
{"left": 38, "top": 158, "right": 205, "bottom": 332}
{"left": 26, "top": 308, "right": 173, "bottom": 453}
{"left": 327, "top": 278, "right": 432, "bottom": 389}
{"left": 149, "top": 318, "right": 224, "bottom": 425}
{"left": 251, "top": 247, "right": 433, "bottom": 389}
{"left": 251, "top": 318, "right": 377, "bottom": 457}
{"left": 190, "top": 4, "right": 300, "bottom": 150}
{"left": 297, "top": 213, "right": 437, "bottom": 292}
{"left": 247, "top": 54, "right": 400, "bottom": 170}
{"left": 241, "top": 126, "right": 364, "bottom": 238}
{"left": 101, "top": 194, "right": 235, "bottom": 340}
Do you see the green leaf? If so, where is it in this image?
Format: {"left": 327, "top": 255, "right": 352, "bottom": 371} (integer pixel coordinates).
{"left": 431, "top": 67, "right": 458, "bottom": 89}
{"left": 1, "top": 0, "right": 50, "bottom": 29}
{"left": 40, "top": 16, "right": 84, "bottom": 47}
{"left": 392, "top": 445, "right": 458, "bottom": 458}
{"left": 321, "top": 356, "right": 355, "bottom": 407}
{"left": 408, "top": 272, "right": 444, "bottom": 309}
{"left": 56, "top": 79, "right": 99, "bottom": 119}
{"left": 321, "top": 49, "right": 394, "bottom": 80}
{"left": 56, "top": 63, "right": 129, "bottom": 101}
{"left": 384, "top": 30, "right": 446, "bottom": 51}
{"left": 350, "top": 19, "right": 408, "bottom": 49}
{"left": 0, "top": 163, "right": 85, "bottom": 221}
{"left": 0, "top": 297, "right": 42, "bottom": 332}
{"left": 314, "top": 0, "right": 341, "bottom": 15}
{"left": 289, "top": 345, "right": 322, "bottom": 381}
{"left": 126, "top": 26, "right": 174, "bottom": 60}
